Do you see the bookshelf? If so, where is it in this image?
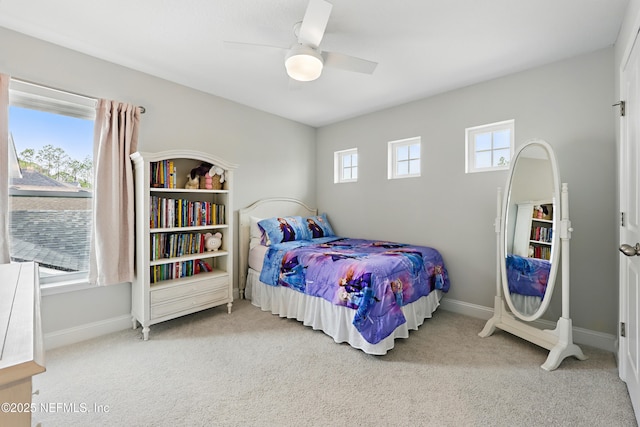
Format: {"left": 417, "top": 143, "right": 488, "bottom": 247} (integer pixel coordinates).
{"left": 512, "top": 201, "right": 554, "bottom": 261}
{"left": 130, "top": 150, "right": 237, "bottom": 340}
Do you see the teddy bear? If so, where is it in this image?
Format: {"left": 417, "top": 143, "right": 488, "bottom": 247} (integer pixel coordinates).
{"left": 204, "top": 232, "right": 222, "bottom": 251}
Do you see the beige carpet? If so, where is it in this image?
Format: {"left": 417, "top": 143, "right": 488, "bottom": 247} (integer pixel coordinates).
{"left": 32, "top": 299, "right": 637, "bottom": 427}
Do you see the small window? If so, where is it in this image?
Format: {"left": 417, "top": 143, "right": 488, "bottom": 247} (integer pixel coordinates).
{"left": 388, "top": 137, "right": 421, "bottom": 179}
{"left": 465, "top": 120, "right": 514, "bottom": 173}
{"left": 334, "top": 148, "right": 358, "bottom": 183}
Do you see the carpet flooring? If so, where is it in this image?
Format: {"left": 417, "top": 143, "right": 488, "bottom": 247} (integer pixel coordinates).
{"left": 31, "top": 299, "right": 637, "bottom": 427}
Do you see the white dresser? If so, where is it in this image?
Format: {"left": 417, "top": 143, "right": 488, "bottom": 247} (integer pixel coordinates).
{"left": 0, "top": 262, "right": 45, "bottom": 427}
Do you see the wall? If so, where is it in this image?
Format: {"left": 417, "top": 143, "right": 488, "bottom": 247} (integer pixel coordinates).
{"left": 0, "top": 27, "right": 316, "bottom": 342}
{"left": 0, "top": 25, "right": 621, "bottom": 345}
{"left": 316, "top": 48, "right": 617, "bottom": 335}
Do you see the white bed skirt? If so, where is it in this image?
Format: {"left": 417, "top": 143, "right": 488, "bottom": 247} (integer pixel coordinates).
{"left": 508, "top": 293, "right": 542, "bottom": 316}
{"left": 246, "top": 268, "right": 442, "bottom": 355}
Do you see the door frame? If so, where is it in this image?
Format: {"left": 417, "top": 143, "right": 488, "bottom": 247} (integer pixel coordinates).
{"left": 618, "top": 10, "right": 640, "bottom": 422}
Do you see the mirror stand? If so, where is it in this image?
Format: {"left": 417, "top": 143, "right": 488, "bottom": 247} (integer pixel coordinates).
{"left": 479, "top": 185, "right": 586, "bottom": 371}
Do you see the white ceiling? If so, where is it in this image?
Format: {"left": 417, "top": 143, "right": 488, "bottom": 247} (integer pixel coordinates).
{"left": 0, "top": 0, "right": 629, "bottom": 127}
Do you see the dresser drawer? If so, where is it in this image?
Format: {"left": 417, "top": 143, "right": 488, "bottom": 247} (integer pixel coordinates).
{"left": 150, "top": 275, "right": 228, "bottom": 305}
{"left": 150, "top": 288, "right": 230, "bottom": 319}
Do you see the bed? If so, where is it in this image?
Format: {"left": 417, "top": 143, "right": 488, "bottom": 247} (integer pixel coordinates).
{"left": 238, "top": 197, "right": 450, "bottom": 355}
{"left": 504, "top": 253, "right": 550, "bottom": 316}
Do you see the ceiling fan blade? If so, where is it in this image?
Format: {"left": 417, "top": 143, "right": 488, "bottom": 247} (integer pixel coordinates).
{"left": 223, "top": 41, "right": 287, "bottom": 54}
{"left": 322, "top": 51, "right": 378, "bottom": 75}
{"left": 298, "top": 0, "right": 333, "bottom": 48}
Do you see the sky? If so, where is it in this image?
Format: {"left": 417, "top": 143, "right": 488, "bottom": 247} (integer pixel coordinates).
{"left": 9, "top": 106, "right": 94, "bottom": 161}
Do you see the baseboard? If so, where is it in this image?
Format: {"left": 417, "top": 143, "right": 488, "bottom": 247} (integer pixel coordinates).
{"left": 43, "top": 297, "right": 618, "bottom": 354}
{"left": 440, "top": 297, "right": 618, "bottom": 353}
{"left": 44, "top": 314, "right": 132, "bottom": 350}
{"left": 439, "top": 297, "right": 495, "bottom": 320}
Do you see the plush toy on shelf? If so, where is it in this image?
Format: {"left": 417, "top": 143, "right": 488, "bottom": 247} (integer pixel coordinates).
{"left": 204, "top": 165, "right": 226, "bottom": 190}
{"left": 204, "top": 232, "right": 223, "bottom": 251}
{"left": 185, "top": 162, "right": 213, "bottom": 189}
{"left": 203, "top": 173, "right": 213, "bottom": 189}
{"left": 210, "top": 165, "right": 225, "bottom": 183}
{"left": 185, "top": 174, "right": 200, "bottom": 189}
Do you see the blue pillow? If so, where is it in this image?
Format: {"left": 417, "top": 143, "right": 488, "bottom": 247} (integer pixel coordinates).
{"left": 258, "top": 216, "right": 309, "bottom": 244}
{"left": 304, "top": 213, "right": 335, "bottom": 239}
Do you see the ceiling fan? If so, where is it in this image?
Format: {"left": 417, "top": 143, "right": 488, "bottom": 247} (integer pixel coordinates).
{"left": 224, "top": 0, "right": 377, "bottom": 82}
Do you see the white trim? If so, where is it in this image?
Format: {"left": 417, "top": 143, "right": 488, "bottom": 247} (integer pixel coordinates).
{"left": 620, "top": 8, "right": 640, "bottom": 71}
{"left": 9, "top": 79, "right": 97, "bottom": 120}
{"left": 440, "top": 297, "right": 617, "bottom": 353}
{"left": 439, "top": 297, "right": 495, "bottom": 321}
{"left": 130, "top": 150, "right": 238, "bottom": 172}
{"left": 9, "top": 86, "right": 96, "bottom": 286}
{"left": 465, "top": 119, "right": 514, "bottom": 173}
{"left": 388, "top": 136, "right": 421, "bottom": 179}
{"left": 43, "top": 314, "right": 132, "bottom": 350}
{"left": 617, "top": 8, "right": 640, "bottom": 416}
{"left": 41, "top": 296, "right": 617, "bottom": 354}
{"left": 334, "top": 148, "right": 358, "bottom": 183}
{"left": 41, "top": 280, "right": 96, "bottom": 296}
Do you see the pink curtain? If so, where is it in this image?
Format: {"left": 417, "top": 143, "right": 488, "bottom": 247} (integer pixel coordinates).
{"left": 89, "top": 99, "right": 140, "bottom": 285}
{"left": 0, "top": 74, "right": 10, "bottom": 264}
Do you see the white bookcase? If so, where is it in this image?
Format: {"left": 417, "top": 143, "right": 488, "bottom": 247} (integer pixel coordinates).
{"left": 512, "top": 200, "right": 554, "bottom": 260}
{"left": 130, "top": 150, "right": 237, "bottom": 340}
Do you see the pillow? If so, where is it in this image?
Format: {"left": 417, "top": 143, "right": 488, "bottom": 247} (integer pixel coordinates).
{"left": 258, "top": 216, "right": 309, "bottom": 244}
{"left": 249, "top": 237, "right": 263, "bottom": 250}
{"left": 249, "top": 216, "right": 266, "bottom": 243}
{"left": 304, "top": 213, "right": 335, "bottom": 239}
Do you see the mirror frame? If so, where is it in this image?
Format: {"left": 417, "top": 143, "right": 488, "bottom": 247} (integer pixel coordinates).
{"left": 500, "top": 139, "right": 561, "bottom": 322}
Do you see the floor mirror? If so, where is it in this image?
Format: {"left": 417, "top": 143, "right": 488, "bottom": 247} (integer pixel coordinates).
{"left": 478, "top": 139, "right": 586, "bottom": 371}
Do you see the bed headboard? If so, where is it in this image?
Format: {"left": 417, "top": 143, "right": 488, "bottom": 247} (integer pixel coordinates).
{"left": 238, "top": 197, "right": 317, "bottom": 298}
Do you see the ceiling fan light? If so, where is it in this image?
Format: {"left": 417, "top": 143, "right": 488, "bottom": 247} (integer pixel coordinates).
{"left": 285, "top": 46, "right": 323, "bottom": 82}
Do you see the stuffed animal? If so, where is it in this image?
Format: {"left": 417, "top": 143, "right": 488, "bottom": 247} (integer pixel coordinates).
{"left": 185, "top": 174, "right": 200, "bottom": 189}
{"left": 209, "top": 165, "right": 225, "bottom": 184}
{"left": 201, "top": 165, "right": 226, "bottom": 190}
{"left": 185, "top": 162, "right": 213, "bottom": 189}
{"left": 204, "top": 232, "right": 222, "bottom": 251}
{"left": 533, "top": 205, "right": 548, "bottom": 219}
{"left": 203, "top": 173, "right": 213, "bottom": 189}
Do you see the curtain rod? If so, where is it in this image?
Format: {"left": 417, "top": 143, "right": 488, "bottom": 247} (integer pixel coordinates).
{"left": 11, "top": 77, "right": 146, "bottom": 114}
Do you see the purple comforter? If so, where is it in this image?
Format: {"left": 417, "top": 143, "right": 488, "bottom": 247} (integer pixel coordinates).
{"left": 259, "top": 237, "right": 449, "bottom": 344}
{"left": 505, "top": 253, "right": 550, "bottom": 298}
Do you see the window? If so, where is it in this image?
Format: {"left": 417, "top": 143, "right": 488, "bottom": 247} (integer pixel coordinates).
{"left": 8, "top": 80, "right": 96, "bottom": 286}
{"left": 465, "top": 120, "right": 514, "bottom": 173}
{"left": 334, "top": 148, "right": 358, "bottom": 183}
{"left": 388, "top": 137, "right": 421, "bottom": 179}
